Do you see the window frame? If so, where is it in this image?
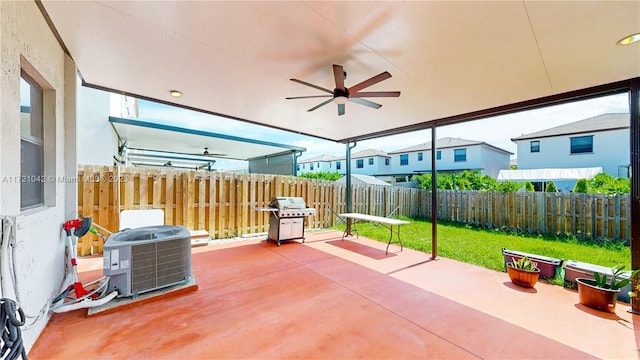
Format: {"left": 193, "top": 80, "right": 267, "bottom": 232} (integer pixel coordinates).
{"left": 356, "top": 159, "right": 364, "bottom": 168}
{"left": 400, "top": 154, "right": 409, "bottom": 166}
{"left": 20, "top": 69, "right": 46, "bottom": 210}
{"left": 570, "top": 135, "right": 593, "bottom": 154}
{"left": 454, "top": 148, "right": 467, "bottom": 162}
{"left": 530, "top": 140, "right": 540, "bottom": 153}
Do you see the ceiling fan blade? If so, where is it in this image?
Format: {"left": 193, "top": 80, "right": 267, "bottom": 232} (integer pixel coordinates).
{"left": 286, "top": 95, "right": 333, "bottom": 100}
{"left": 308, "top": 98, "right": 334, "bottom": 112}
{"left": 290, "top": 78, "right": 334, "bottom": 94}
{"left": 350, "top": 97, "right": 382, "bottom": 109}
{"left": 350, "top": 91, "right": 400, "bottom": 98}
{"left": 348, "top": 71, "right": 392, "bottom": 93}
{"left": 333, "top": 64, "right": 345, "bottom": 91}
{"left": 338, "top": 103, "right": 345, "bottom": 116}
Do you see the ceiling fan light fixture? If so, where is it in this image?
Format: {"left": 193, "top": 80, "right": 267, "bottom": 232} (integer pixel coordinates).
{"left": 617, "top": 33, "right": 640, "bottom": 45}
{"left": 333, "top": 96, "right": 348, "bottom": 105}
{"left": 169, "top": 90, "right": 183, "bottom": 97}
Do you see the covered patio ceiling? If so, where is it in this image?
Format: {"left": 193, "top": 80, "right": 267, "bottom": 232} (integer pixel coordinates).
{"left": 40, "top": 1, "right": 640, "bottom": 143}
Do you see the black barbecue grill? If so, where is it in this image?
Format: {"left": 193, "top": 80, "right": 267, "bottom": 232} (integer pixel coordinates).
{"left": 260, "top": 197, "right": 316, "bottom": 246}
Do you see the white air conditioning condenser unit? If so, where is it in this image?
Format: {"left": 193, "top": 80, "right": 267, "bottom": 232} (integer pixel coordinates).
{"left": 103, "top": 225, "right": 192, "bottom": 298}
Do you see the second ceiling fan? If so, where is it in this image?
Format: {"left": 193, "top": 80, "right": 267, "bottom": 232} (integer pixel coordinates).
{"left": 286, "top": 64, "right": 400, "bottom": 116}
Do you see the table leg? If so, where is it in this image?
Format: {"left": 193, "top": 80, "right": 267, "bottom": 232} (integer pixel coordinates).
{"left": 385, "top": 225, "right": 404, "bottom": 255}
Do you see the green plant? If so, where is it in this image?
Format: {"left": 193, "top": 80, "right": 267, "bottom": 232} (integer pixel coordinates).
{"left": 545, "top": 181, "right": 557, "bottom": 192}
{"left": 573, "top": 178, "right": 588, "bottom": 193}
{"left": 510, "top": 256, "right": 538, "bottom": 271}
{"left": 593, "top": 264, "right": 640, "bottom": 290}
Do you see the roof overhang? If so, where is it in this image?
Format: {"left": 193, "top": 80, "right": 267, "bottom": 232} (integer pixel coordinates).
{"left": 39, "top": 1, "right": 640, "bottom": 143}
{"left": 109, "top": 117, "right": 306, "bottom": 162}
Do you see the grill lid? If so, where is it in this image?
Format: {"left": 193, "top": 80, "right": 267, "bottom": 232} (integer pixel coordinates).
{"left": 268, "top": 196, "right": 307, "bottom": 209}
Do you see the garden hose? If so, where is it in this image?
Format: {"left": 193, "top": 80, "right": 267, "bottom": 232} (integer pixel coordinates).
{"left": 0, "top": 298, "right": 27, "bottom": 360}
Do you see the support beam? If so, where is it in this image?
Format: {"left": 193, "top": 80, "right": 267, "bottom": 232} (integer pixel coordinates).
{"left": 431, "top": 125, "right": 438, "bottom": 259}
{"left": 630, "top": 79, "right": 640, "bottom": 313}
{"left": 345, "top": 141, "right": 356, "bottom": 235}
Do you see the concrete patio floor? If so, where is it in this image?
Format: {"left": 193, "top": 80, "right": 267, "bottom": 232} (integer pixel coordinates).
{"left": 29, "top": 230, "right": 640, "bottom": 359}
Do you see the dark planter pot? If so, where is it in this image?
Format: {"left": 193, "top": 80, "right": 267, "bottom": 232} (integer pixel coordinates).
{"left": 576, "top": 278, "right": 620, "bottom": 313}
{"left": 507, "top": 263, "right": 540, "bottom": 288}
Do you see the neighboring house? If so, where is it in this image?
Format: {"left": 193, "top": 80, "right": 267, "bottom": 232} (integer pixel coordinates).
{"left": 511, "top": 113, "right": 630, "bottom": 190}
{"left": 387, "top": 137, "right": 512, "bottom": 184}
{"left": 297, "top": 154, "right": 339, "bottom": 174}
{"left": 298, "top": 149, "right": 391, "bottom": 177}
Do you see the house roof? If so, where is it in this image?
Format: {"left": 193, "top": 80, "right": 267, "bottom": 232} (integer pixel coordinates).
{"left": 337, "top": 174, "right": 391, "bottom": 186}
{"left": 350, "top": 149, "right": 390, "bottom": 159}
{"left": 388, "top": 137, "right": 513, "bottom": 155}
{"left": 298, "top": 154, "right": 339, "bottom": 164}
{"left": 40, "top": 2, "right": 640, "bottom": 143}
{"left": 511, "top": 113, "right": 630, "bottom": 141}
{"left": 300, "top": 149, "right": 390, "bottom": 163}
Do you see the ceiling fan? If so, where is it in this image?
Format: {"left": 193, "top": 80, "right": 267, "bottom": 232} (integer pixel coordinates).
{"left": 189, "top": 147, "right": 225, "bottom": 157}
{"left": 286, "top": 64, "right": 400, "bottom": 116}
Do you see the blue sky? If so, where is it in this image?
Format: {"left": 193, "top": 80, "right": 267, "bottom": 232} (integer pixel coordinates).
{"left": 136, "top": 92, "right": 629, "bottom": 169}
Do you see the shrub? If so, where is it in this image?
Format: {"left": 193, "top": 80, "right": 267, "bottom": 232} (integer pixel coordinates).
{"left": 545, "top": 181, "right": 558, "bottom": 192}
{"left": 573, "top": 178, "right": 588, "bottom": 193}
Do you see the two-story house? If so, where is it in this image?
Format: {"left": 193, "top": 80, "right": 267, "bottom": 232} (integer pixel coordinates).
{"left": 298, "top": 149, "right": 391, "bottom": 176}
{"left": 297, "top": 154, "right": 339, "bottom": 174}
{"left": 510, "top": 113, "right": 630, "bottom": 190}
{"left": 387, "top": 137, "right": 512, "bottom": 184}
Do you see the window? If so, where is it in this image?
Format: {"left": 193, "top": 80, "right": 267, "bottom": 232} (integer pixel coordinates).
{"left": 356, "top": 159, "right": 364, "bottom": 168}
{"left": 571, "top": 136, "right": 593, "bottom": 154}
{"left": 310, "top": 164, "right": 314, "bottom": 170}
{"left": 336, "top": 161, "right": 341, "bottom": 170}
{"left": 302, "top": 164, "right": 305, "bottom": 169}
{"left": 418, "top": 152, "right": 423, "bottom": 161}
{"left": 317, "top": 162, "right": 320, "bottom": 167}
{"left": 297, "top": 165, "right": 300, "bottom": 171}
{"left": 385, "top": 158, "right": 390, "bottom": 166}
{"left": 436, "top": 150, "right": 441, "bottom": 160}
{"left": 400, "top": 154, "right": 409, "bottom": 166}
{"left": 20, "top": 71, "right": 44, "bottom": 209}
{"left": 368, "top": 158, "right": 374, "bottom": 165}
{"left": 454, "top": 148, "right": 466, "bottom": 162}
{"left": 530, "top": 141, "right": 540, "bottom": 153}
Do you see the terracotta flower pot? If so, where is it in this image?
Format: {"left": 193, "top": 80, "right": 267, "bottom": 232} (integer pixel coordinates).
{"left": 507, "top": 263, "right": 540, "bottom": 288}
{"left": 576, "top": 278, "right": 619, "bottom": 313}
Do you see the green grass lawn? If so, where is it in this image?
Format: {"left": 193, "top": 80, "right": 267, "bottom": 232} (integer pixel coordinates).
{"left": 336, "top": 217, "right": 631, "bottom": 276}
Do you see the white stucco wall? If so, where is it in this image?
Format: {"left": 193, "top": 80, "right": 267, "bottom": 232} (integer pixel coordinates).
{"left": 479, "top": 146, "right": 511, "bottom": 178}
{"left": 515, "top": 129, "right": 630, "bottom": 176}
{"left": 77, "top": 81, "right": 117, "bottom": 166}
{"left": 1, "top": 1, "right": 77, "bottom": 352}
{"left": 389, "top": 145, "right": 510, "bottom": 177}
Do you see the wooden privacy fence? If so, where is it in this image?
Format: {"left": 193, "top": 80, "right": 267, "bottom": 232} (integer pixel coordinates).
{"left": 76, "top": 165, "right": 409, "bottom": 255}
{"left": 415, "top": 190, "right": 631, "bottom": 242}
{"left": 77, "top": 165, "right": 631, "bottom": 255}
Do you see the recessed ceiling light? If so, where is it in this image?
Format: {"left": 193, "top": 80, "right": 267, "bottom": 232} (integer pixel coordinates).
{"left": 170, "top": 90, "right": 183, "bottom": 97}
{"left": 617, "top": 33, "right": 640, "bottom": 45}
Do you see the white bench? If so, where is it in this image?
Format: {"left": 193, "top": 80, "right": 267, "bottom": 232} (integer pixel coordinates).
{"left": 338, "top": 213, "right": 410, "bottom": 254}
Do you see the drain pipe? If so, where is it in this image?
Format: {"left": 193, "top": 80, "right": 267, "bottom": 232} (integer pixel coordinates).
{"left": 293, "top": 151, "right": 302, "bottom": 176}
{"left": 1, "top": 216, "right": 15, "bottom": 298}
{"left": 345, "top": 141, "right": 357, "bottom": 235}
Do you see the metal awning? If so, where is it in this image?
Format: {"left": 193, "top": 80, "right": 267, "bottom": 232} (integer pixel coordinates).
{"left": 109, "top": 117, "right": 306, "bottom": 164}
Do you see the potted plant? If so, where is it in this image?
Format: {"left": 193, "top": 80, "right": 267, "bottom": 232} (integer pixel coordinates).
{"left": 576, "top": 264, "right": 639, "bottom": 313}
{"left": 507, "top": 256, "right": 540, "bottom": 288}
